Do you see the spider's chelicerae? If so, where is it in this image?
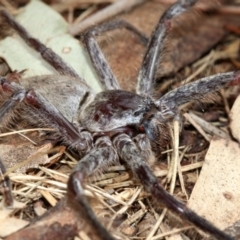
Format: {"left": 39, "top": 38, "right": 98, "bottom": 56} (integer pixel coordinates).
{"left": 0, "top": 1, "right": 238, "bottom": 240}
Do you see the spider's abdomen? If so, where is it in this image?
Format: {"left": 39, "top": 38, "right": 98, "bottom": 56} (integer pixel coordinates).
{"left": 80, "top": 90, "right": 153, "bottom": 132}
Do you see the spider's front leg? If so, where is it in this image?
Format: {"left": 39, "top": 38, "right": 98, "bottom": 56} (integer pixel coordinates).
{"left": 113, "top": 134, "right": 235, "bottom": 240}
{"left": 67, "top": 136, "right": 118, "bottom": 240}
{"left": 83, "top": 20, "right": 148, "bottom": 90}
{"left": 156, "top": 71, "right": 240, "bottom": 111}
{"left": 137, "top": 0, "right": 198, "bottom": 95}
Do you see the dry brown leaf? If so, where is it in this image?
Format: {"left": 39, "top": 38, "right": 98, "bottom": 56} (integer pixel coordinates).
{"left": 100, "top": 0, "right": 232, "bottom": 91}
{"left": 188, "top": 138, "right": 240, "bottom": 232}
{"left": 4, "top": 198, "right": 116, "bottom": 240}
{"left": 0, "top": 140, "right": 53, "bottom": 173}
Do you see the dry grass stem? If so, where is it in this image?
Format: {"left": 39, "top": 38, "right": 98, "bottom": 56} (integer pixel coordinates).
{"left": 169, "top": 120, "right": 180, "bottom": 193}
{"left": 0, "top": 128, "right": 55, "bottom": 137}
{"left": 184, "top": 113, "right": 211, "bottom": 142}
{"left": 177, "top": 147, "right": 189, "bottom": 200}
{"left": 151, "top": 226, "right": 194, "bottom": 240}
{"left": 39, "top": 190, "right": 57, "bottom": 206}
{"left": 185, "top": 112, "right": 230, "bottom": 139}
{"left": 146, "top": 208, "right": 168, "bottom": 240}
{"left": 107, "top": 187, "right": 142, "bottom": 230}
{"left": 69, "top": 0, "right": 145, "bottom": 35}
{"left": 184, "top": 39, "right": 240, "bottom": 84}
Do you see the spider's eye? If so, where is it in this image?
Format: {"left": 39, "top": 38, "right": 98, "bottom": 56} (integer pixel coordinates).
{"left": 134, "top": 108, "right": 148, "bottom": 117}
{"left": 133, "top": 110, "right": 141, "bottom": 116}
{"left": 138, "top": 125, "right": 145, "bottom": 133}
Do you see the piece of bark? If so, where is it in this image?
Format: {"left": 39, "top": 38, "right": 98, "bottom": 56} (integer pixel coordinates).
{"left": 188, "top": 138, "right": 240, "bottom": 233}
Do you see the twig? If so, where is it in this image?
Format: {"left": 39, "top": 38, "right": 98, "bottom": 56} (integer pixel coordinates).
{"left": 69, "top": 0, "right": 145, "bottom": 35}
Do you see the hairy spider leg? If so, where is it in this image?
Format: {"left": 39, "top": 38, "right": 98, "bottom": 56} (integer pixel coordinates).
{"left": 66, "top": 0, "right": 233, "bottom": 239}
{"left": 0, "top": 8, "right": 117, "bottom": 238}
{"left": 0, "top": 77, "right": 115, "bottom": 238}
{"left": 72, "top": 136, "right": 118, "bottom": 178}
{"left": 154, "top": 71, "right": 240, "bottom": 192}
{"left": 0, "top": 0, "right": 236, "bottom": 239}
{"left": 113, "top": 134, "right": 234, "bottom": 240}
{"left": 0, "top": 78, "right": 93, "bottom": 152}
{"left": 134, "top": 0, "right": 199, "bottom": 203}
{"left": 156, "top": 71, "right": 240, "bottom": 111}
{"left": 68, "top": 136, "right": 118, "bottom": 240}
{"left": 83, "top": 20, "right": 148, "bottom": 90}
{"left": 0, "top": 158, "right": 13, "bottom": 208}
{"left": 68, "top": 172, "right": 115, "bottom": 240}
{"left": 137, "top": 0, "right": 198, "bottom": 95}
{"left": 0, "top": 10, "right": 80, "bottom": 79}
{"left": 80, "top": 0, "right": 236, "bottom": 239}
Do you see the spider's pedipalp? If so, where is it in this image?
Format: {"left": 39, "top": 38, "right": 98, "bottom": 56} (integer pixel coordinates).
{"left": 113, "top": 133, "right": 234, "bottom": 240}
{"left": 73, "top": 136, "right": 118, "bottom": 178}
{"left": 133, "top": 134, "right": 154, "bottom": 161}
{"left": 141, "top": 110, "right": 172, "bottom": 154}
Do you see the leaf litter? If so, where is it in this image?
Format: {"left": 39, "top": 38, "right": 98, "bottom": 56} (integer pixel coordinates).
{"left": 0, "top": 0, "right": 240, "bottom": 239}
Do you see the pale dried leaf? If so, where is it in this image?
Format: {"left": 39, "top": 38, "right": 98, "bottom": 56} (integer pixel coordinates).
{"left": 188, "top": 138, "right": 240, "bottom": 231}
{"left": 0, "top": 217, "right": 29, "bottom": 237}
{"left": 0, "top": 0, "right": 101, "bottom": 92}
{"left": 168, "top": 234, "right": 183, "bottom": 240}
{"left": 230, "top": 94, "right": 240, "bottom": 142}
{"left": 0, "top": 200, "right": 28, "bottom": 237}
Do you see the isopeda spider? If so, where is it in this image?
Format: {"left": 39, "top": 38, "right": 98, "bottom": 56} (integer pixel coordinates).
{"left": 0, "top": 0, "right": 238, "bottom": 239}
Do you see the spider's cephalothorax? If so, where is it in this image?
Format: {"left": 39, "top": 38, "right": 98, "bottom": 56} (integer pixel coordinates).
{"left": 0, "top": 1, "right": 238, "bottom": 240}
{"left": 81, "top": 90, "right": 154, "bottom": 132}
{"left": 80, "top": 89, "right": 171, "bottom": 156}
